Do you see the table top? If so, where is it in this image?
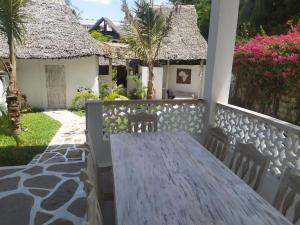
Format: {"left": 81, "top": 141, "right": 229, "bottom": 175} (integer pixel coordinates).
{"left": 110, "top": 131, "right": 292, "bottom": 225}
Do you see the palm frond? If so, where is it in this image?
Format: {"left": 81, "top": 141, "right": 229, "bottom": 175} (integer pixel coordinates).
{"left": 123, "top": 0, "right": 166, "bottom": 64}
{"left": 0, "top": 0, "right": 29, "bottom": 44}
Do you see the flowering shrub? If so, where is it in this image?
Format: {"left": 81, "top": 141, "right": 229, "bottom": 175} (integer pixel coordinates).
{"left": 232, "top": 23, "right": 300, "bottom": 123}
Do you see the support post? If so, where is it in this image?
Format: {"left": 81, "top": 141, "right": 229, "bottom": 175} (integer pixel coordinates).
{"left": 203, "top": 0, "right": 239, "bottom": 126}
{"left": 165, "top": 60, "right": 170, "bottom": 99}
{"left": 86, "top": 101, "right": 111, "bottom": 166}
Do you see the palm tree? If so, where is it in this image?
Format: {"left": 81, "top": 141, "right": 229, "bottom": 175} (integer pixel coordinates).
{"left": 0, "top": 0, "right": 28, "bottom": 134}
{"left": 123, "top": 0, "right": 166, "bottom": 99}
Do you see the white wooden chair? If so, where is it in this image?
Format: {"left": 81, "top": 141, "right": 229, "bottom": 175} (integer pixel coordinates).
{"left": 229, "top": 142, "right": 270, "bottom": 191}
{"left": 80, "top": 172, "right": 103, "bottom": 225}
{"left": 203, "top": 127, "right": 230, "bottom": 161}
{"left": 273, "top": 168, "right": 300, "bottom": 225}
{"left": 128, "top": 112, "right": 158, "bottom": 133}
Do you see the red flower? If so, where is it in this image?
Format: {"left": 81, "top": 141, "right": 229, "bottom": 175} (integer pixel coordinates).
{"left": 287, "top": 53, "right": 299, "bottom": 62}
{"left": 264, "top": 71, "right": 272, "bottom": 78}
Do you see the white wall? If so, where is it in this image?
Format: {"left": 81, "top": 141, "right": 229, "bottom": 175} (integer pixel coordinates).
{"left": 139, "top": 66, "right": 163, "bottom": 99}
{"left": 165, "top": 65, "right": 204, "bottom": 99}
{"left": 17, "top": 56, "right": 99, "bottom": 109}
{"left": 0, "top": 78, "right": 6, "bottom": 111}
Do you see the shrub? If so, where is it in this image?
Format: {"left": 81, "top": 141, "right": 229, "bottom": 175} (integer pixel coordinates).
{"left": 72, "top": 90, "right": 98, "bottom": 110}
{"left": 90, "top": 30, "right": 112, "bottom": 42}
{"left": 99, "top": 82, "right": 110, "bottom": 100}
{"left": 232, "top": 23, "right": 300, "bottom": 123}
{"left": 104, "top": 92, "right": 128, "bottom": 101}
{"left": 128, "top": 75, "right": 147, "bottom": 99}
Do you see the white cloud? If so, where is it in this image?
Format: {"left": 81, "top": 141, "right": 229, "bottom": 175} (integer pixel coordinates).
{"left": 80, "top": 0, "right": 112, "bottom": 5}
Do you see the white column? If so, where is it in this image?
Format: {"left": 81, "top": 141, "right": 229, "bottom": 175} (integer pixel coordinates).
{"left": 203, "top": 0, "right": 239, "bottom": 124}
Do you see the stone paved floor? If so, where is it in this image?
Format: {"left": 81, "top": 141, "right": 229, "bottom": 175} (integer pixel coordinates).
{"left": 0, "top": 111, "right": 88, "bottom": 225}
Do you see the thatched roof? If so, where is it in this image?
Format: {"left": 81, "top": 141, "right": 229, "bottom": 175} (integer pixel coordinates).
{"left": 99, "top": 57, "right": 126, "bottom": 66}
{"left": 0, "top": 0, "right": 104, "bottom": 59}
{"left": 155, "top": 5, "right": 207, "bottom": 60}
{"left": 99, "top": 42, "right": 135, "bottom": 60}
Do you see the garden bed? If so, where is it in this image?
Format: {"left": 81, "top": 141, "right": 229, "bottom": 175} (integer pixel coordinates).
{"left": 0, "top": 112, "right": 61, "bottom": 166}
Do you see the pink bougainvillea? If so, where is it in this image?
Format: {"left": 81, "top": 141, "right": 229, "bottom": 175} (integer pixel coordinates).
{"left": 232, "top": 23, "right": 300, "bottom": 122}
{"left": 234, "top": 23, "right": 300, "bottom": 87}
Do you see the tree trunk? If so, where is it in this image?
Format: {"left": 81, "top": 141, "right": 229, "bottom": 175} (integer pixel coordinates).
{"left": 6, "top": 38, "right": 21, "bottom": 135}
{"left": 147, "top": 63, "right": 155, "bottom": 99}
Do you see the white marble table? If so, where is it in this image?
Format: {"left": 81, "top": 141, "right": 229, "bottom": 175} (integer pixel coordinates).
{"left": 110, "top": 131, "right": 292, "bottom": 225}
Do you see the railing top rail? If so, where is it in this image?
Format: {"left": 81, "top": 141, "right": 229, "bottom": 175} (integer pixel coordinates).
{"left": 217, "top": 103, "right": 300, "bottom": 135}
{"left": 86, "top": 99, "right": 206, "bottom": 106}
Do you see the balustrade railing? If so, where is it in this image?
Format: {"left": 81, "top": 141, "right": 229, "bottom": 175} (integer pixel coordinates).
{"left": 102, "top": 99, "right": 206, "bottom": 139}
{"left": 215, "top": 103, "right": 300, "bottom": 175}
{"left": 86, "top": 99, "right": 206, "bottom": 165}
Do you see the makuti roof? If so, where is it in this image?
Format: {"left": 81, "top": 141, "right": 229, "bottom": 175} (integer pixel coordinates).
{"left": 0, "top": 0, "right": 104, "bottom": 59}
{"left": 155, "top": 5, "right": 207, "bottom": 60}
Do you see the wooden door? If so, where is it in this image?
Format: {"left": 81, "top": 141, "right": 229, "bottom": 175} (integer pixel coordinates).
{"left": 46, "top": 65, "right": 66, "bottom": 109}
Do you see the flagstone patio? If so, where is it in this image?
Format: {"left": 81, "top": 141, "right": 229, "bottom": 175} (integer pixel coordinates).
{"left": 0, "top": 111, "right": 88, "bottom": 225}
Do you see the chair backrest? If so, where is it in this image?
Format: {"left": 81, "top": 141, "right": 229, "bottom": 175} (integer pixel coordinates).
{"left": 203, "top": 127, "right": 230, "bottom": 161}
{"left": 128, "top": 112, "right": 158, "bottom": 133}
{"left": 229, "top": 142, "right": 270, "bottom": 191}
{"left": 80, "top": 173, "right": 103, "bottom": 225}
{"left": 273, "top": 168, "right": 300, "bottom": 224}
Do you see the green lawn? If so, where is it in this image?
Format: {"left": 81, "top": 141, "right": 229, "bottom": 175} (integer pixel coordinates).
{"left": 0, "top": 112, "right": 61, "bottom": 166}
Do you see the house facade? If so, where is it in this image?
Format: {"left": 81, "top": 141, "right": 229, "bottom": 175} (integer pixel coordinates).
{"left": 155, "top": 5, "right": 207, "bottom": 99}
{"left": 0, "top": 0, "right": 103, "bottom": 109}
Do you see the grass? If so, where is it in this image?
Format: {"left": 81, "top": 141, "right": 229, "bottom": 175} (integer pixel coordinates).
{"left": 0, "top": 112, "right": 61, "bottom": 166}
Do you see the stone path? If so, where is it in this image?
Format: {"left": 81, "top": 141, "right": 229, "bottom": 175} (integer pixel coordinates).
{"left": 30, "top": 111, "right": 87, "bottom": 164}
{"left": 0, "top": 110, "right": 88, "bottom": 225}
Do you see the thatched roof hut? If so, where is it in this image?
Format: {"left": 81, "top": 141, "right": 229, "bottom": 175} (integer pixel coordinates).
{"left": 0, "top": 0, "right": 104, "bottom": 59}
{"left": 98, "top": 5, "right": 207, "bottom": 64}
{"left": 156, "top": 5, "right": 207, "bottom": 62}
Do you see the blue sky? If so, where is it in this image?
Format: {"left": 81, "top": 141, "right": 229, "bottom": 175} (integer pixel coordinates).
{"left": 72, "top": 0, "right": 169, "bottom": 21}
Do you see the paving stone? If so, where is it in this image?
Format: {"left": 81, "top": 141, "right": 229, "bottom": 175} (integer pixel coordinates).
{"left": 0, "top": 177, "right": 20, "bottom": 192}
{"left": 46, "top": 156, "right": 66, "bottom": 164}
{"left": 67, "top": 197, "right": 86, "bottom": 218}
{"left": 34, "top": 211, "right": 53, "bottom": 225}
{"left": 39, "top": 153, "right": 57, "bottom": 163}
{"left": 66, "top": 150, "right": 82, "bottom": 159}
{"left": 41, "top": 179, "right": 79, "bottom": 210}
{"left": 0, "top": 193, "right": 34, "bottom": 225}
{"left": 48, "top": 219, "right": 74, "bottom": 225}
{"left": 47, "top": 145, "right": 60, "bottom": 151}
{"left": 0, "top": 168, "right": 23, "bottom": 178}
{"left": 54, "top": 149, "right": 67, "bottom": 155}
{"left": 24, "top": 175, "right": 61, "bottom": 189}
{"left": 68, "top": 159, "right": 82, "bottom": 162}
{"left": 29, "top": 189, "right": 50, "bottom": 197}
{"left": 23, "top": 166, "right": 43, "bottom": 175}
{"left": 47, "top": 162, "right": 84, "bottom": 173}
